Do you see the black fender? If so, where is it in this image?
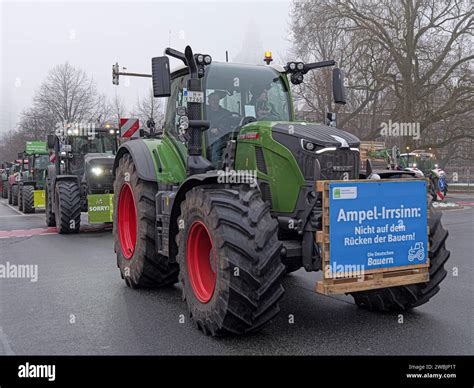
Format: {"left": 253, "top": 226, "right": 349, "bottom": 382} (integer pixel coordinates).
{"left": 167, "top": 171, "right": 225, "bottom": 260}
{"left": 113, "top": 140, "right": 157, "bottom": 182}
{"left": 171, "top": 171, "right": 221, "bottom": 214}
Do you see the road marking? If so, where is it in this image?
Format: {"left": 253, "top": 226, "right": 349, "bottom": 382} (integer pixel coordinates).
{"left": 0, "top": 225, "right": 112, "bottom": 239}
{"left": 0, "top": 227, "right": 58, "bottom": 239}
{"left": 0, "top": 215, "right": 34, "bottom": 218}
{"left": 0, "top": 326, "right": 15, "bottom": 355}
{"left": 456, "top": 201, "right": 474, "bottom": 205}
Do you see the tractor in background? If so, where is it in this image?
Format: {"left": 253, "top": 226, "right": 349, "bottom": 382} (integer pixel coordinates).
{"left": 45, "top": 126, "right": 118, "bottom": 233}
{"left": 7, "top": 159, "right": 27, "bottom": 206}
{"left": 1, "top": 163, "right": 11, "bottom": 199}
{"left": 17, "top": 141, "right": 50, "bottom": 213}
{"left": 399, "top": 150, "right": 448, "bottom": 200}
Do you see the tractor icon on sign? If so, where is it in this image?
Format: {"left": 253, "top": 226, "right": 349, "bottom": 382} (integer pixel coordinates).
{"left": 408, "top": 242, "right": 425, "bottom": 262}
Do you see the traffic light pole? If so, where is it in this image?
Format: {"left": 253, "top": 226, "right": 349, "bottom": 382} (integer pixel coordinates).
{"left": 112, "top": 63, "right": 151, "bottom": 85}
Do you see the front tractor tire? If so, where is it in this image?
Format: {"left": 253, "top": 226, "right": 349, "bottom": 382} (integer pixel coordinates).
{"left": 18, "top": 186, "right": 24, "bottom": 211}
{"left": 113, "top": 153, "right": 179, "bottom": 288}
{"left": 54, "top": 180, "right": 81, "bottom": 234}
{"left": 1, "top": 181, "right": 7, "bottom": 199}
{"left": 2, "top": 181, "right": 8, "bottom": 199}
{"left": 177, "top": 185, "right": 285, "bottom": 336}
{"left": 11, "top": 185, "right": 18, "bottom": 206}
{"left": 351, "top": 207, "right": 450, "bottom": 311}
{"left": 45, "top": 177, "right": 56, "bottom": 227}
{"left": 22, "top": 186, "right": 35, "bottom": 214}
{"left": 7, "top": 185, "right": 12, "bottom": 204}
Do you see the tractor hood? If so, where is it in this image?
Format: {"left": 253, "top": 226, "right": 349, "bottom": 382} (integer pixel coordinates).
{"left": 267, "top": 122, "right": 361, "bottom": 182}
{"left": 84, "top": 153, "right": 115, "bottom": 194}
{"left": 271, "top": 122, "right": 360, "bottom": 149}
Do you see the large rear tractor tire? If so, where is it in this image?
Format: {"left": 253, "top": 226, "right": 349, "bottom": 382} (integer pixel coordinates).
{"left": 45, "top": 177, "right": 56, "bottom": 227}
{"left": 177, "top": 185, "right": 285, "bottom": 336}
{"left": 113, "top": 153, "right": 179, "bottom": 288}
{"left": 350, "top": 207, "right": 449, "bottom": 311}
{"left": 18, "top": 186, "right": 24, "bottom": 211}
{"left": 11, "top": 185, "right": 18, "bottom": 206}
{"left": 8, "top": 185, "right": 12, "bottom": 204}
{"left": 22, "top": 186, "right": 35, "bottom": 214}
{"left": 54, "top": 180, "right": 81, "bottom": 234}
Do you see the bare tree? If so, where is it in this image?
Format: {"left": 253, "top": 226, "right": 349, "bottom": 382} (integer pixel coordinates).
{"left": 0, "top": 63, "right": 104, "bottom": 163}
{"left": 132, "top": 88, "right": 164, "bottom": 132}
{"left": 290, "top": 0, "right": 394, "bottom": 135}
{"left": 34, "top": 62, "right": 103, "bottom": 126}
{"left": 290, "top": 0, "right": 473, "bottom": 150}
{"left": 111, "top": 91, "right": 127, "bottom": 126}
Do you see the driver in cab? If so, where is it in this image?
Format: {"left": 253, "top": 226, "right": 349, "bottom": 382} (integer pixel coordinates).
{"left": 206, "top": 90, "right": 232, "bottom": 137}
{"left": 250, "top": 85, "right": 279, "bottom": 120}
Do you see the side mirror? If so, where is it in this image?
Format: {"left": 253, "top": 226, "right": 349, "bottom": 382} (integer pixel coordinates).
{"left": 151, "top": 56, "right": 171, "bottom": 97}
{"left": 47, "top": 134, "right": 56, "bottom": 150}
{"left": 332, "top": 68, "right": 346, "bottom": 105}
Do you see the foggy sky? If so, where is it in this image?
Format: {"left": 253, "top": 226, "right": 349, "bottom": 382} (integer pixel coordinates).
{"left": 0, "top": 0, "right": 292, "bottom": 134}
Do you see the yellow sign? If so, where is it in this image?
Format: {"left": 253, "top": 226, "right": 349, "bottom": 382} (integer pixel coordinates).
{"left": 33, "top": 190, "right": 46, "bottom": 208}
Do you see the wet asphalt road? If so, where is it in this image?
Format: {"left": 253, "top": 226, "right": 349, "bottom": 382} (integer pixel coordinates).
{"left": 0, "top": 193, "right": 472, "bottom": 355}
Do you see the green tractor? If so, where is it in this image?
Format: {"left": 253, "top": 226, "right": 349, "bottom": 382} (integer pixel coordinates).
{"left": 17, "top": 141, "right": 50, "bottom": 213}
{"left": 111, "top": 46, "right": 450, "bottom": 335}
{"left": 1, "top": 163, "right": 12, "bottom": 199}
{"left": 7, "top": 160, "right": 25, "bottom": 206}
{"left": 45, "top": 125, "right": 118, "bottom": 233}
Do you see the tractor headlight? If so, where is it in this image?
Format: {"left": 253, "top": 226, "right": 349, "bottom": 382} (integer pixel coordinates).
{"left": 195, "top": 54, "right": 212, "bottom": 65}
{"left": 291, "top": 72, "right": 304, "bottom": 85}
{"left": 297, "top": 62, "right": 304, "bottom": 70}
{"left": 91, "top": 167, "right": 104, "bottom": 176}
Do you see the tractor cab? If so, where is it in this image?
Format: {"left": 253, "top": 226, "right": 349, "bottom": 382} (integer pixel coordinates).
{"left": 33, "top": 154, "right": 50, "bottom": 170}
{"left": 67, "top": 129, "right": 117, "bottom": 175}
{"left": 166, "top": 62, "right": 292, "bottom": 167}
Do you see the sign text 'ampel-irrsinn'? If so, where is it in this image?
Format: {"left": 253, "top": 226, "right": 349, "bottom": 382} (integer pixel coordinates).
{"left": 328, "top": 180, "right": 428, "bottom": 273}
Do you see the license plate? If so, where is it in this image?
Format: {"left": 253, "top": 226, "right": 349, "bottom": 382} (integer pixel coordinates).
{"left": 185, "top": 91, "right": 204, "bottom": 103}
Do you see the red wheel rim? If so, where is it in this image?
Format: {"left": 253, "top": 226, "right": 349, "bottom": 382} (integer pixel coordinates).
{"left": 118, "top": 183, "right": 137, "bottom": 259}
{"left": 186, "top": 221, "right": 217, "bottom": 303}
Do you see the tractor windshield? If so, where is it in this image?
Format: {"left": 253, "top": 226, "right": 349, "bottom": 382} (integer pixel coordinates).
{"left": 400, "top": 153, "right": 436, "bottom": 173}
{"left": 35, "top": 154, "right": 50, "bottom": 170}
{"left": 70, "top": 134, "right": 117, "bottom": 155}
{"left": 202, "top": 62, "right": 291, "bottom": 165}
